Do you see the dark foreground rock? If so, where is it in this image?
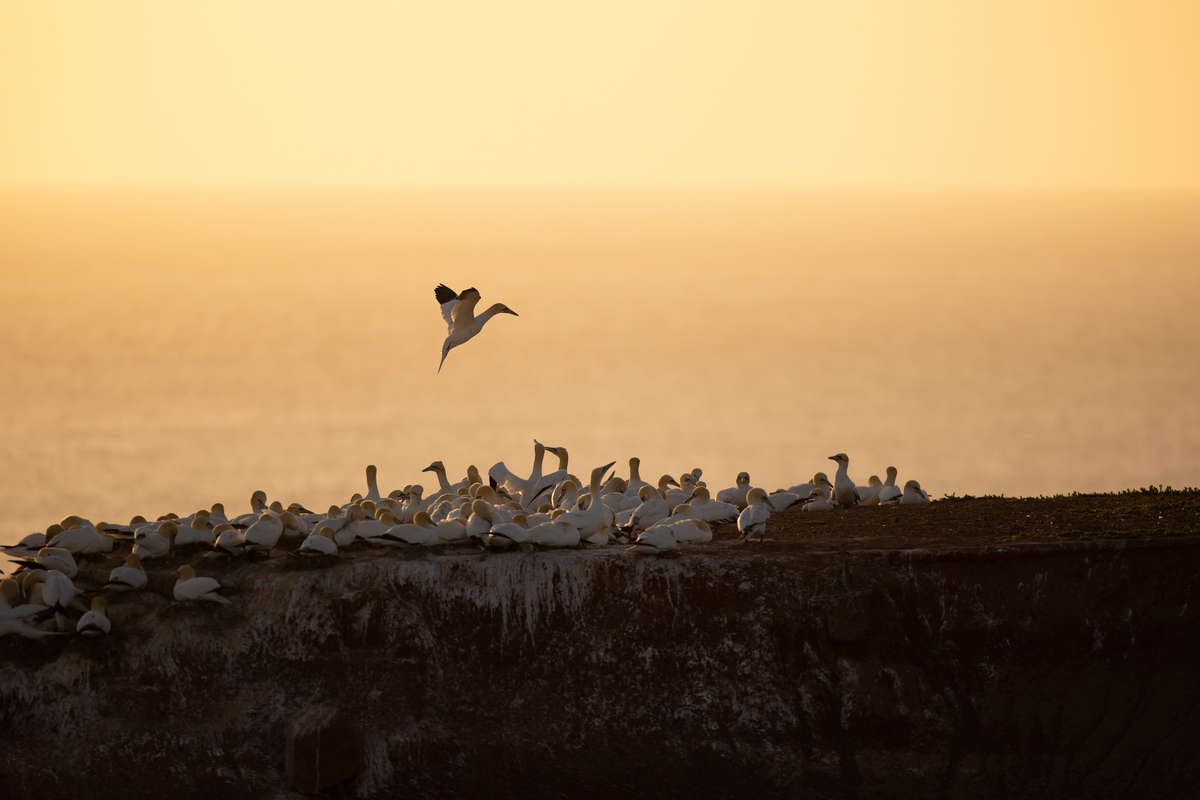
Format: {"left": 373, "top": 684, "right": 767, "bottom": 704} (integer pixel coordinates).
{"left": 2, "top": 536, "right": 1199, "bottom": 799}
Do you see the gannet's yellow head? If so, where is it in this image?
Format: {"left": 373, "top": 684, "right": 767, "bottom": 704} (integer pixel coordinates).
{"left": 45, "top": 523, "right": 65, "bottom": 537}
{"left": 737, "top": 472, "right": 750, "bottom": 486}
{"left": 61, "top": 515, "right": 83, "bottom": 530}
{"left": 251, "top": 490, "right": 268, "bottom": 508}
{"left": 91, "top": 596, "right": 107, "bottom": 613}
{"left": 421, "top": 461, "right": 445, "bottom": 474}
{"left": 159, "top": 521, "right": 179, "bottom": 538}
{"left": 747, "top": 488, "right": 769, "bottom": 504}
{"left": 414, "top": 511, "right": 433, "bottom": 527}
{"left": 1, "top": 578, "right": 19, "bottom": 604}
{"left": 638, "top": 486, "right": 655, "bottom": 503}
{"left": 126, "top": 553, "right": 143, "bottom": 569}
{"left": 269, "top": 501, "right": 285, "bottom": 514}
{"left": 178, "top": 565, "right": 196, "bottom": 580}
{"left": 471, "top": 500, "right": 491, "bottom": 517}
{"left": 318, "top": 526, "right": 336, "bottom": 540}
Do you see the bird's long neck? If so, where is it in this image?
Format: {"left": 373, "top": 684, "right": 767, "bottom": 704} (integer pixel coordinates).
{"left": 436, "top": 467, "right": 452, "bottom": 493}
{"left": 530, "top": 447, "right": 545, "bottom": 482}
{"left": 476, "top": 304, "right": 505, "bottom": 328}
{"left": 629, "top": 459, "right": 640, "bottom": 482}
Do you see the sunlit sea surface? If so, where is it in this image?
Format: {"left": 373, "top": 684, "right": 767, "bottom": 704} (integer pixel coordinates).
{"left": 1, "top": 189, "right": 1198, "bottom": 552}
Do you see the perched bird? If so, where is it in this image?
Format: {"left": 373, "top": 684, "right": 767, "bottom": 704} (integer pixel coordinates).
{"left": 298, "top": 526, "right": 339, "bottom": 555}
{"left": 434, "top": 284, "right": 519, "bottom": 373}
{"left": 717, "top": 472, "right": 752, "bottom": 509}
{"left": 76, "top": 596, "right": 111, "bottom": 636}
{"left": 626, "top": 526, "right": 677, "bottom": 554}
{"left": 105, "top": 553, "right": 148, "bottom": 591}
{"left": 856, "top": 476, "right": 884, "bottom": 506}
{"left": 879, "top": 466, "right": 903, "bottom": 505}
{"left": 738, "top": 488, "right": 772, "bottom": 542}
{"left": 900, "top": 480, "right": 931, "bottom": 504}
{"left": 801, "top": 489, "right": 837, "bottom": 512}
{"left": 829, "top": 453, "right": 860, "bottom": 508}
{"left": 172, "top": 565, "right": 230, "bottom": 604}
{"left": 527, "top": 519, "right": 580, "bottom": 548}
{"left": 675, "top": 487, "right": 733, "bottom": 525}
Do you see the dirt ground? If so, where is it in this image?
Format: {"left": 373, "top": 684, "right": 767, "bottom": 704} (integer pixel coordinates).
{"left": 711, "top": 486, "right": 1200, "bottom": 550}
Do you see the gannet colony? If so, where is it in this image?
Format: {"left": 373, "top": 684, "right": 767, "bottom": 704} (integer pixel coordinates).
{"left": 0, "top": 443, "right": 929, "bottom": 639}
{"left": 2, "top": 285, "right": 930, "bottom": 637}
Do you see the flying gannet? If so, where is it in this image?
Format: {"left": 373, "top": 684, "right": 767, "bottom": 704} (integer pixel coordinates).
{"left": 434, "top": 284, "right": 518, "bottom": 373}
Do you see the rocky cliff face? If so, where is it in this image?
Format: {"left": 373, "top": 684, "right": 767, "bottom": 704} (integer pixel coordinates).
{"left": 2, "top": 539, "right": 1199, "bottom": 799}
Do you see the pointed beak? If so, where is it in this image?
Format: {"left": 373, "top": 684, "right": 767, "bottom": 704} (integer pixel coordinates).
{"left": 828, "top": 456, "right": 837, "bottom": 461}
{"left": 421, "top": 465, "right": 436, "bottom": 473}
{"left": 507, "top": 309, "right": 519, "bottom": 316}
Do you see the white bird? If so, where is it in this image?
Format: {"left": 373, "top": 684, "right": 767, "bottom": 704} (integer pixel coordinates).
{"left": 717, "top": 472, "right": 752, "bottom": 509}
{"left": 626, "top": 526, "right": 677, "bottom": 554}
{"left": 42, "top": 569, "right": 83, "bottom": 630}
{"left": 105, "top": 553, "right": 148, "bottom": 591}
{"left": 802, "top": 489, "right": 838, "bottom": 511}
{"left": 298, "top": 526, "right": 339, "bottom": 555}
{"left": 856, "top": 476, "right": 884, "bottom": 506}
{"left": 1, "top": 531, "right": 47, "bottom": 558}
{"left": 76, "top": 596, "right": 111, "bottom": 636}
{"left": 173, "top": 565, "right": 230, "bottom": 604}
{"left": 1, "top": 578, "right": 49, "bottom": 621}
{"left": 664, "top": 474, "right": 698, "bottom": 511}
{"left": 788, "top": 472, "right": 833, "bottom": 499}
{"left": 829, "top": 453, "right": 860, "bottom": 508}
{"left": 489, "top": 441, "right": 549, "bottom": 503}
{"left": 489, "top": 514, "right": 531, "bottom": 547}
{"left": 554, "top": 461, "right": 618, "bottom": 544}
{"left": 12, "top": 547, "right": 79, "bottom": 579}
{"left": 46, "top": 522, "right": 113, "bottom": 554}
{"left": 435, "top": 284, "right": 519, "bottom": 373}
{"left": 622, "top": 486, "right": 670, "bottom": 535}
{"left": 376, "top": 512, "right": 440, "bottom": 547}
{"left": 623, "top": 457, "right": 650, "bottom": 499}
{"left": 230, "top": 491, "right": 270, "bottom": 527}
{"left": 243, "top": 513, "right": 286, "bottom": 552}
{"left": 528, "top": 519, "right": 581, "bottom": 548}
{"left": 687, "top": 486, "right": 740, "bottom": 525}
{"left": 435, "top": 518, "right": 469, "bottom": 544}
{"left": 900, "top": 479, "right": 931, "bottom": 504}
{"left": 738, "top": 488, "right": 772, "bottom": 542}
{"left": 174, "top": 517, "right": 215, "bottom": 547}
{"left": 364, "top": 464, "right": 382, "bottom": 502}
{"left": 213, "top": 523, "right": 247, "bottom": 555}
{"left": 879, "top": 466, "right": 903, "bottom": 505}
{"left": 766, "top": 491, "right": 805, "bottom": 513}
{"left": 334, "top": 505, "right": 369, "bottom": 547}
{"left": 654, "top": 518, "right": 712, "bottom": 544}
{"left": 465, "top": 500, "right": 497, "bottom": 543}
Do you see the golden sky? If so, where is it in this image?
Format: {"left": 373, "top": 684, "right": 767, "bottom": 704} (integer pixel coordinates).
{"left": 1, "top": 1, "right": 1197, "bottom": 188}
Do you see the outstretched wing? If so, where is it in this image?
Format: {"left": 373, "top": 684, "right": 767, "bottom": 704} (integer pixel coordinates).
{"left": 449, "top": 287, "right": 481, "bottom": 331}
{"left": 434, "top": 284, "right": 458, "bottom": 332}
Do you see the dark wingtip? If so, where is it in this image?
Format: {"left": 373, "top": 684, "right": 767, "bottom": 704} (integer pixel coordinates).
{"left": 434, "top": 284, "right": 457, "bottom": 304}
